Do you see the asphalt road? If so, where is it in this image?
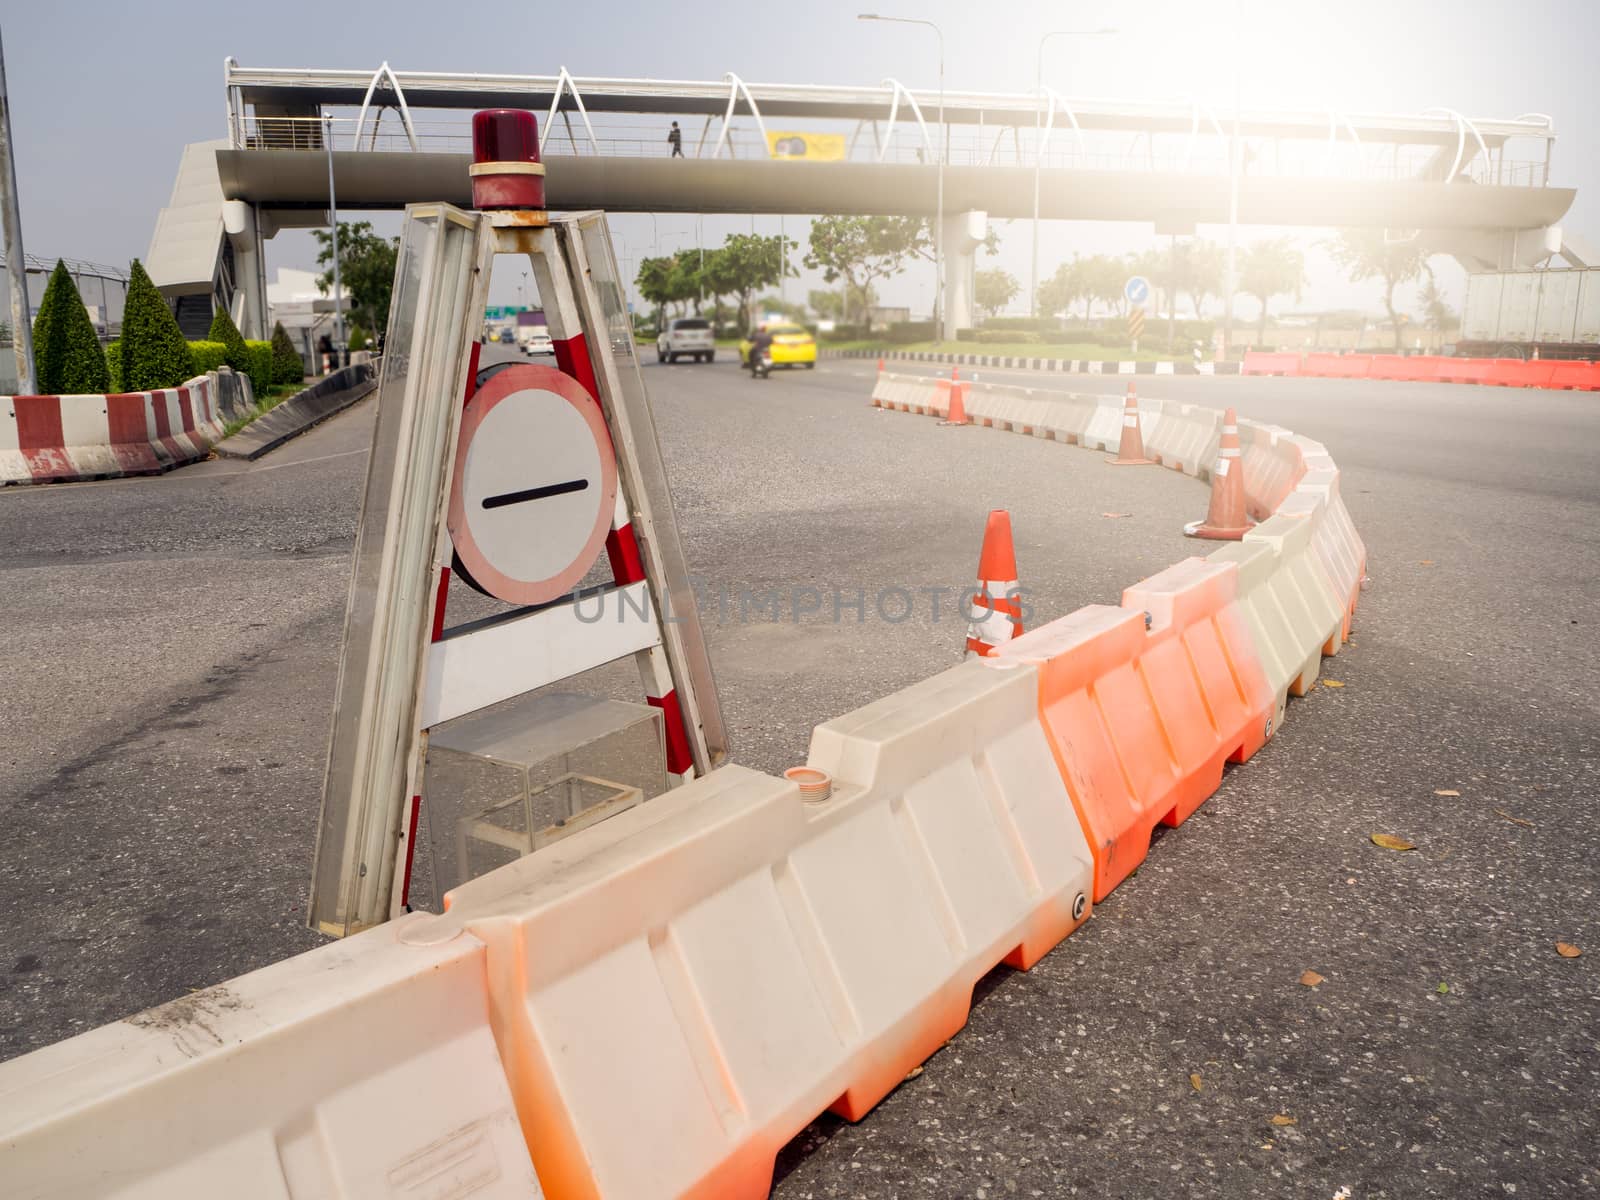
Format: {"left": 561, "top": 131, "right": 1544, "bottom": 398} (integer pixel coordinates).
{"left": 1, "top": 351, "right": 1596, "bottom": 1198}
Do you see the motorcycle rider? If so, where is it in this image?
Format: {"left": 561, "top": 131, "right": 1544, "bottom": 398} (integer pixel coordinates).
{"left": 746, "top": 323, "right": 774, "bottom": 376}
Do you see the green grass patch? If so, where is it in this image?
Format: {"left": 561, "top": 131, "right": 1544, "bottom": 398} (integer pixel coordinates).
{"left": 219, "top": 381, "right": 311, "bottom": 440}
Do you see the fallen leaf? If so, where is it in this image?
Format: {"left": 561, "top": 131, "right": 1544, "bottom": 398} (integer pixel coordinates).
{"left": 903, "top": 1065, "right": 924, "bottom": 1081}
{"left": 1322, "top": 680, "right": 1346, "bottom": 688}
{"left": 1371, "top": 833, "right": 1416, "bottom": 852}
{"left": 1434, "top": 789, "right": 1460, "bottom": 797}
{"left": 1101, "top": 511, "right": 1132, "bottom": 519}
{"left": 1494, "top": 808, "right": 1535, "bottom": 828}
{"left": 1437, "top": 982, "right": 1450, "bottom": 994}
{"left": 1270, "top": 1114, "right": 1297, "bottom": 1126}
{"left": 1420, "top": 559, "right": 1435, "bottom": 565}
{"left": 1300, "top": 970, "right": 1325, "bottom": 987}
{"left": 1556, "top": 942, "right": 1582, "bottom": 959}
{"left": 1189, "top": 1073, "right": 1204, "bottom": 1092}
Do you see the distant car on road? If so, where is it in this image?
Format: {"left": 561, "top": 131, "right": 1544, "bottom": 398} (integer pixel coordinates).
{"left": 739, "top": 323, "right": 816, "bottom": 370}
{"left": 657, "top": 318, "right": 715, "bottom": 364}
{"left": 518, "top": 327, "right": 554, "bottom": 356}
{"left": 497, "top": 329, "right": 516, "bottom": 344}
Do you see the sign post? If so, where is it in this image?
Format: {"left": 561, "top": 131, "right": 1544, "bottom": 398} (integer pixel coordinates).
{"left": 309, "top": 111, "right": 726, "bottom": 936}
{"left": 1124, "top": 275, "right": 1150, "bottom": 357}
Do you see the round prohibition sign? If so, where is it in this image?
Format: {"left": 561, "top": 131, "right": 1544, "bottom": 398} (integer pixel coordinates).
{"left": 447, "top": 363, "right": 618, "bottom": 607}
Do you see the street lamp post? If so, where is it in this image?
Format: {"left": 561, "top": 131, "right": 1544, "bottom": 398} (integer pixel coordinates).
{"left": 323, "top": 114, "right": 345, "bottom": 370}
{"left": 858, "top": 14, "right": 945, "bottom": 340}
{"left": 1030, "top": 27, "right": 1116, "bottom": 319}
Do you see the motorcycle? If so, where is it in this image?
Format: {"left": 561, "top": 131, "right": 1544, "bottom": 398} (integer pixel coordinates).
{"left": 749, "top": 350, "right": 773, "bottom": 380}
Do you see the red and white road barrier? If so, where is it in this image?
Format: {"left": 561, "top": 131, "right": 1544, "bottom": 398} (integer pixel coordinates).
{"left": 1, "top": 373, "right": 227, "bottom": 485}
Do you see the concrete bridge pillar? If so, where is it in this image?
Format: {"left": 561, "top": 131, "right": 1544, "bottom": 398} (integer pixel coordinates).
{"left": 941, "top": 210, "right": 988, "bottom": 339}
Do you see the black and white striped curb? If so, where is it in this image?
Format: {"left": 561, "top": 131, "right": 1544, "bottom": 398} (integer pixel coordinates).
{"left": 823, "top": 348, "right": 1243, "bottom": 376}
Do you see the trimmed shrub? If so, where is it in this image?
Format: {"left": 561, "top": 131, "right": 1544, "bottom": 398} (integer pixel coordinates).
{"left": 978, "top": 316, "right": 1056, "bottom": 333}
{"left": 955, "top": 327, "right": 979, "bottom": 342}
{"left": 270, "top": 321, "right": 304, "bottom": 384}
{"left": 245, "top": 340, "right": 275, "bottom": 395}
{"left": 120, "top": 260, "right": 194, "bottom": 390}
{"left": 348, "top": 324, "right": 371, "bottom": 353}
{"left": 206, "top": 306, "right": 251, "bottom": 373}
{"left": 819, "top": 323, "right": 870, "bottom": 343}
{"left": 886, "top": 320, "right": 937, "bottom": 345}
{"left": 32, "top": 260, "right": 110, "bottom": 394}
{"left": 188, "top": 340, "right": 229, "bottom": 374}
{"left": 105, "top": 340, "right": 122, "bottom": 392}
{"left": 976, "top": 329, "right": 1040, "bottom": 345}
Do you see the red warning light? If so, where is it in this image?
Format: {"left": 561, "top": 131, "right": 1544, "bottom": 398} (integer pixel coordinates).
{"left": 469, "top": 109, "right": 546, "bottom": 212}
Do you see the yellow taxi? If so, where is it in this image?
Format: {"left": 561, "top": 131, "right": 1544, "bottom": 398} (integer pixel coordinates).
{"left": 738, "top": 323, "right": 817, "bottom": 369}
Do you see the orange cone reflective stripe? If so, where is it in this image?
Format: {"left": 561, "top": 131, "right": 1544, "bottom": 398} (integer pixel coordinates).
{"left": 965, "top": 509, "right": 1024, "bottom": 657}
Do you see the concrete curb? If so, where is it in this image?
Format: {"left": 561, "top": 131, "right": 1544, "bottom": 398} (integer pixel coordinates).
{"left": 214, "top": 362, "right": 378, "bottom": 461}
{"left": 823, "top": 347, "right": 1243, "bottom": 376}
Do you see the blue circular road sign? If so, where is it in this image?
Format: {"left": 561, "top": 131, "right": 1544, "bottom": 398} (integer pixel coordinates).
{"left": 1125, "top": 275, "right": 1151, "bottom": 306}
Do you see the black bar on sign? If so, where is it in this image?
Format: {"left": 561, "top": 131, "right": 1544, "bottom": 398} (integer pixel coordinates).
{"left": 482, "top": 478, "right": 589, "bottom": 509}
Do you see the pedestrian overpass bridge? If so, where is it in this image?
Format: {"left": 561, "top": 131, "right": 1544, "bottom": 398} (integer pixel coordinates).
{"left": 151, "top": 60, "right": 1578, "bottom": 337}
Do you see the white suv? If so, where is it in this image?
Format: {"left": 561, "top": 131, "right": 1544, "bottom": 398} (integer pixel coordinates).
{"left": 657, "top": 318, "right": 715, "bottom": 364}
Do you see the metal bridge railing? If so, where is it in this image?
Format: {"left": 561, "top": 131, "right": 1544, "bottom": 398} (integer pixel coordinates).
{"left": 234, "top": 114, "right": 1551, "bottom": 188}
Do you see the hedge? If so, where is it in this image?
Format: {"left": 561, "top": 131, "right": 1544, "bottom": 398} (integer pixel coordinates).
{"left": 32, "top": 260, "right": 110, "bottom": 394}
{"left": 885, "top": 320, "right": 937, "bottom": 345}
{"left": 120, "top": 260, "right": 194, "bottom": 391}
{"left": 105, "top": 340, "right": 121, "bottom": 392}
{"left": 976, "top": 329, "right": 1039, "bottom": 345}
{"left": 245, "top": 340, "right": 274, "bottom": 395}
{"left": 188, "top": 340, "right": 229, "bottom": 374}
{"left": 977, "top": 316, "right": 1057, "bottom": 333}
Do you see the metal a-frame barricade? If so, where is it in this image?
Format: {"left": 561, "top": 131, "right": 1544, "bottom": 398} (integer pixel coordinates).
{"left": 308, "top": 198, "right": 725, "bottom": 938}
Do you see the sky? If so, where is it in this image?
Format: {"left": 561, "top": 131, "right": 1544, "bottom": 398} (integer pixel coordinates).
{"left": 4, "top": 0, "right": 1598, "bottom": 323}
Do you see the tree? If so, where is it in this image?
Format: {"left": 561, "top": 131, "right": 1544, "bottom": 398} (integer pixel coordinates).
{"left": 808, "top": 284, "right": 875, "bottom": 324}
{"left": 1326, "top": 229, "right": 1432, "bottom": 352}
{"left": 756, "top": 293, "right": 808, "bottom": 324}
{"left": 974, "top": 269, "right": 1019, "bottom": 319}
{"left": 702, "top": 234, "right": 795, "bottom": 331}
{"left": 270, "top": 321, "right": 305, "bottom": 383}
{"left": 313, "top": 221, "right": 399, "bottom": 338}
{"left": 119, "top": 259, "right": 194, "bottom": 391}
{"left": 1172, "top": 239, "right": 1225, "bottom": 319}
{"left": 1418, "top": 277, "right": 1456, "bottom": 350}
{"left": 805, "top": 216, "right": 924, "bottom": 325}
{"left": 1077, "top": 255, "right": 1126, "bottom": 319}
{"left": 1239, "top": 238, "right": 1306, "bottom": 343}
{"left": 207, "top": 305, "right": 251, "bottom": 374}
{"left": 31, "top": 260, "right": 109, "bottom": 394}
{"left": 1037, "top": 258, "right": 1086, "bottom": 320}
{"left": 636, "top": 255, "right": 679, "bottom": 325}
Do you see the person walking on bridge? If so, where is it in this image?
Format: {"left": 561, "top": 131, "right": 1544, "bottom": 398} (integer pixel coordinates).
{"left": 667, "top": 121, "right": 684, "bottom": 158}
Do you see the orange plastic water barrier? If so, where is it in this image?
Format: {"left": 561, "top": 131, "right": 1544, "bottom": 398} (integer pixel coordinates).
{"left": 995, "top": 557, "right": 1275, "bottom": 900}
{"left": 1241, "top": 351, "right": 1302, "bottom": 376}
{"left": 445, "top": 658, "right": 1094, "bottom": 1200}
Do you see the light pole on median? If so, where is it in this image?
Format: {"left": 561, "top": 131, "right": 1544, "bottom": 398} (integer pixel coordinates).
{"left": 323, "top": 114, "right": 345, "bottom": 369}
{"left": 858, "top": 14, "right": 945, "bottom": 340}
{"left": 1031, "top": 27, "right": 1116, "bottom": 319}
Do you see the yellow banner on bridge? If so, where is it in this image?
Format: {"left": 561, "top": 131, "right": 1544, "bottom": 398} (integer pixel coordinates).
{"left": 766, "top": 131, "right": 847, "bottom": 161}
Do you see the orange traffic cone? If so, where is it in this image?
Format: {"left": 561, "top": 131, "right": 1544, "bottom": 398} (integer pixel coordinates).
{"left": 1184, "top": 407, "right": 1251, "bottom": 540}
{"left": 940, "top": 380, "right": 968, "bottom": 426}
{"left": 952, "top": 364, "right": 961, "bottom": 382}
{"left": 965, "top": 510, "right": 1024, "bottom": 658}
{"left": 877, "top": 356, "right": 885, "bottom": 373}
{"left": 1108, "top": 383, "right": 1155, "bottom": 465}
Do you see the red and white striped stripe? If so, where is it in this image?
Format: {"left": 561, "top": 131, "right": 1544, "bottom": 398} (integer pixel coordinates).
{"left": 1, "top": 375, "right": 224, "bottom": 484}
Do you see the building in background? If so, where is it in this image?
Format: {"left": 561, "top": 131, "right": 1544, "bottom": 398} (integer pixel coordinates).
{"left": 266, "top": 267, "right": 350, "bottom": 374}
